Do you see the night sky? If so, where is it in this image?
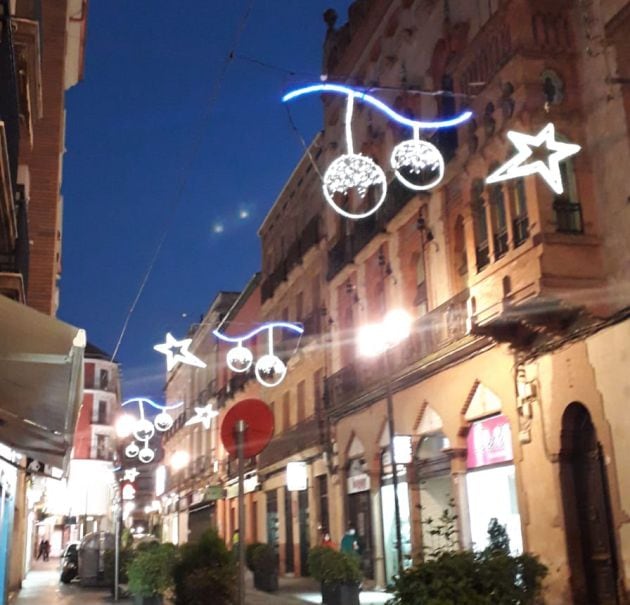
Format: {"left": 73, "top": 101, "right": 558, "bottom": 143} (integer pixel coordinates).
{"left": 58, "top": 1, "right": 353, "bottom": 400}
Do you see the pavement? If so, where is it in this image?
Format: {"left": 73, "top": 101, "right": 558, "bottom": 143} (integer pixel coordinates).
{"left": 10, "top": 558, "right": 391, "bottom": 605}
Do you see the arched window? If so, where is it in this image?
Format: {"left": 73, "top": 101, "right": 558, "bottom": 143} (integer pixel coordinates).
{"left": 471, "top": 179, "right": 490, "bottom": 271}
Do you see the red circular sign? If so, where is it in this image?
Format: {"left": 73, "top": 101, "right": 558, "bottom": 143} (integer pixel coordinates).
{"left": 220, "top": 399, "right": 274, "bottom": 458}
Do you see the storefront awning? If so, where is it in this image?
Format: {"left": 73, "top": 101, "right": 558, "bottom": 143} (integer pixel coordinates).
{"left": 0, "top": 295, "right": 85, "bottom": 469}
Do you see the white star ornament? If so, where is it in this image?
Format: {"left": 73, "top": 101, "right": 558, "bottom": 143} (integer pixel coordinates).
{"left": 153, "top": 332, "right": 206, "bottom": 372}
{"left": 185, "top": 404, "right": 219, "bottom": 430}
{"left": 486, "top": 123, "right": 581, "bottom": 195}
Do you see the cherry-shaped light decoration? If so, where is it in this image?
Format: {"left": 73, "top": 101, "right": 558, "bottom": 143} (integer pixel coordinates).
{"left": 121, "top": 398, "right": 184, "bottom": 464}
{"left": 213, "top": 322, "right": 304, "bottom": 388}
{"left": 282, "top": 84, "right": 473, "bottom": 219}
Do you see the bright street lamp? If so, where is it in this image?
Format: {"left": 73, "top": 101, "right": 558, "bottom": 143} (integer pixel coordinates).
{"left": 358, "top": 308, "right": 413, "bottom": 578}
{"left": 115, "top": 413, "right": 136, "bottom": 439}
{"left": 169, "top": 450, "right": 190, "bottom": 472}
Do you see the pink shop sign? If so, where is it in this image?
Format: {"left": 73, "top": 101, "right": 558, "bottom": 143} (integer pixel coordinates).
{"left": 467, "top": 414, "right": 514, "bottom": 469}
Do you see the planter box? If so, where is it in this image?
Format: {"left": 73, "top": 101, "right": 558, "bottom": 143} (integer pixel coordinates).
{"left": 133, "top": 595, "right": 163, "bottom": 605}
{"left": 253, "top": 569, "right": 279, "bottom": 592}
{"left": 321, "top": 582, "right": 360, "bottom": 605}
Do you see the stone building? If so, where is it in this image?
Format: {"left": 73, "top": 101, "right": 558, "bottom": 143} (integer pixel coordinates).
{"left": 153, "top": 1, "right": 630, "bottom": 603}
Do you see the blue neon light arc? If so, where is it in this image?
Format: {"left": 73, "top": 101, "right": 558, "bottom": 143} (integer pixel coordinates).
{"left": 121, "top": 397, "right": 184, "bottom": 411}
{"left": 282, "top": 84, "right": 473, "bottom": 129}
{"left": 213, "top": 321, "right": 304, "bottom": 344}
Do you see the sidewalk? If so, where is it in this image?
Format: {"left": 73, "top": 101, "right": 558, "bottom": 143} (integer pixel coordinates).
{"left": 11, "top": 558, "right": 391, "bottom": 604}
{"left": 12, "top": 558, "right": 117, "bottom": 605}
{"left": 244, "top": 572, "right": 392, "bottom": 605}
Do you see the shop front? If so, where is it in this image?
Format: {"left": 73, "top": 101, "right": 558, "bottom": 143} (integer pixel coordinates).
{"left": 380, "top": 448, "right": 412, "bottom": 585}
{"left": 465, "top": 414, "right": 522, "bottom": 554}
{"left": 346, "top": 458, "right": 374, "bottom": 579}
{"left": 0, "top": 452, "right": 17, "bottom": 605}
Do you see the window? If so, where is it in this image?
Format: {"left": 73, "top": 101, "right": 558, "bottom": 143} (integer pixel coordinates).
{"left": 297, "top": 380, "right": 306, "bottom": 423}
{"left": 453, "top": 215, "right": 468, "bottom": 276}
{"left": 282, "top": 392, "right": 291, "bottom": 431}
{"left": 554, "top": 160, "right": 583, "bottom": 233}
{"left": 97, "top": 400, "right": 108, "bottom": 424}
{"left": 95, "top": 434, "right": 109, "bottom": 460}
{"left": 489, "top": 183, "right": 509, "bottom": 259}
{"left": 509, "top": 179, "right": 529, "bottom": 246}
{"left": 99, "top": 369, "right": 109, "bottom": 390}
{"left": 471, "top": 180, "right": 490, "bottom": 271}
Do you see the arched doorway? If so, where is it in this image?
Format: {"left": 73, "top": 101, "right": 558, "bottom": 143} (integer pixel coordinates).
{"left": 560, "top": 403, "right": 619, "bottom": 605}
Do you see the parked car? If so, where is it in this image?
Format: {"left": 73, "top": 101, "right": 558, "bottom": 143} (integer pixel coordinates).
{"left": 60, "top": 542, "right": 80, "bottom": 584}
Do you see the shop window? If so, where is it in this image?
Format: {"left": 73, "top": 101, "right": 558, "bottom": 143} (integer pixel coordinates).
{"left": 508, "top": 179, "right": 529, "bottom": 246}
{"left": 488, "top": 180, "right": 509, "bottom": 260}
{"left": 553, "top": 158, "right": 583, "bottom": 233}
{"left": 471, "top": 180, "right": 490, "bottom": 271}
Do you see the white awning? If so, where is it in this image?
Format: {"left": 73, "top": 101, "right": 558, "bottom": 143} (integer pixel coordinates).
{"left": 0, "top": 295, "right": 85, "bottom": 469}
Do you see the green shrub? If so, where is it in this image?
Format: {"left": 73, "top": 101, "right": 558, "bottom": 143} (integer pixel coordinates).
{"left": 245, "top": 542, "right": 263, "bottom": 571}
{"left": 389, "top": 519, "right": 547, "bottom": 605}
{"left": 104, "top": 546, "right": 135, "bottom": 588}
{"left": 250, "top": 543, "right": 277, "bottom": 574}
{"left": 172, "top": 530, "right": 236, "bottom": 605}
{"left": 307, "top": 547, "right": 361, "bottom": 585}
{"left": 127, "top": 543, "right": 177, "bottom": 598}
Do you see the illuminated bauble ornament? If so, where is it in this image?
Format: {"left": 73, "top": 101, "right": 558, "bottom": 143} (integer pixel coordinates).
{"left": 391, "top": 139, "right": 445, "bottom": 191}
{"left": 323, "top": 154, "right": 387, "bottom": 220}
{"left": 133, "top": 418, "right": 155, "bottom": 442}
{"left": 138, "top": 447, "right": 155, "bottom": 464}
{"left": 226, "top": 345, "right": 253, "bottom": 373}
{"left": 154, "top": 412, "right": 173, "bottom": 432}
{"left": 125, "top": 442, "right": 140, "bottom": 458}
{"left": 254, "top": 354, "right": 287, "bottom": 388}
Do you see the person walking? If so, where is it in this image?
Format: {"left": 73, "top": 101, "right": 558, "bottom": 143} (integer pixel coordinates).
{"left": 340, "top": 525, "right": 359, "bottom": 555}
{"left": 43, "top": 540, "right": 50, "bottom": 561}
{"left": 321, "top": 530, "right": 336, "bottom": 549}
{"left": 36, "top": 539, "right": 45, "bottom": 560}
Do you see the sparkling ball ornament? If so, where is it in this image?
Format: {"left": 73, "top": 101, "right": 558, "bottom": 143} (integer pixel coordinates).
{"left": 133, "top": 418, "right": 155, "bottom": 442}
{"left": 323, "top": 154, "right": 387, "bottom": 219}
{"left": 125, "top": 442, "right": 140, "bottom": 458}
{"left": 154, "top": 412, "right": 173, "bottom": 432}
{"left": 138, "top": 447, "right": 155, "bottom": 464}
{"left": 226, "top": 345, "right": 253, "bottom": 373}
{"left": 391, "top": 139, "right": 445, "bottom": 191}
{"left": 254, "top": 354, "right": 287, "bottom": 388}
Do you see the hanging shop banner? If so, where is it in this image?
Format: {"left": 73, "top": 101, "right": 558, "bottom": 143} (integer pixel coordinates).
{"left": 347, "top": 473, "right": 371, "bottom": 495}
{"left": 467, "top": 414, "right": 513, "bottom": 469}
{"left": 205, "top": 485, "right": 224, "bottom": 501}
{"left": 226, "top": 473, "right": 259, "bottom": 499}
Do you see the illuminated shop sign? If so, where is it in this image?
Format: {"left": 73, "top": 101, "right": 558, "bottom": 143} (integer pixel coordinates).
{"left": 467, "top": 414, "right": 513, "bottom": 469}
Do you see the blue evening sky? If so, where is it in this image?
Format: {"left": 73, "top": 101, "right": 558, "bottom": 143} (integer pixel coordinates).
{"left": 58, "top": 1, "right": 353, "bottom": 400}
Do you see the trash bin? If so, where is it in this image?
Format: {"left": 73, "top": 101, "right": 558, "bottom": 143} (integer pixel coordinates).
{"left": 78, "top": 531, "right": 115, "bottom": 587}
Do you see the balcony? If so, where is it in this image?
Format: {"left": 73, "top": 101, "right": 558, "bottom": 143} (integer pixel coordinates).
{"left": 258, "top": 416, "right": 321, "bottom": 469}
{"left": 261, "top": 216, "right": 322, "bottom": 303}
{"left": 325, "top": 290, "right": 471, "bottom": 414}
{"left": 0, "top": 185, "right": 28, "bottom": 302}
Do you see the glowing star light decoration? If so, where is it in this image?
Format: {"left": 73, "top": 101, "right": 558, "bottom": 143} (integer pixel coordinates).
{"left": 486, "top": 123, "right": 581, "bottom": 194}
{"left": 124, "top": 468, "right": 139, "bottom": 483}
{"left": 213, "top": 322, "right": 304, "bottom": 388}
{"left": 185, "top": 404, "right": 219, "bottom": 430}
{"left": 121, "top": 398, "right": 184, "bottom": 464}
{"left": 283, "top": 84, "right": 472, "bottom": 219}
{"left": 153, "top": 332, "right": 207, "bottom": 372}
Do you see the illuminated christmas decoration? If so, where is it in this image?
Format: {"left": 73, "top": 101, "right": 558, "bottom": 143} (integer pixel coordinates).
{"left": 122, "top": 483, "right": 136, "bottom": 501}
{"left": 153, "top": 332, "right": 207, "bottom": 372}
{"left": 486, "top": 123, "right": 581, "bottom": 194}
{"left": 120, "top": 398, "right": 184, "bottom": 464}
{"left": 282, "top": 84, "right": 472, "bottom": 218}
{"left": 213, "top": 322, "right": 304, "bottom": 388}
{"left": 123, "top": 468, "right": 139, "bottom": 483}
{"left": 185, "top": 404, "right": 219, "bottom": 430}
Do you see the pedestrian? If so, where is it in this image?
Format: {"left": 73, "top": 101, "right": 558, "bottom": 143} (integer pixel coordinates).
{"left": 321, "top": 530, "right": 335, "bottom": 549}
{"left": 36, "top": 539, "right": 45, "bottom": 560}
{"left": 231, "top": 528, "right": 240, "bottom": 554}
{"left": 340, "top": 525, "right": 360, "bottom": 555}
{"left": 43, "top": 539, "right": 50, "bottom": 561}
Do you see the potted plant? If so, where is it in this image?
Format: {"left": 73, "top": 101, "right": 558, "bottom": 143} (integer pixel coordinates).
{"left": 308, "top": 546, "right": 361, "bottom": 605}
{"left": 172, "top": 530, "right": 236, "bottom": 605}
{"left": 250, "top": 543, "right": 278, "bottom": 592}
{"left": 127, "top": 543, "right": 176, "bottom": 605}
{"left": 245, "top": 542, "right": 263, "bottom": 572}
